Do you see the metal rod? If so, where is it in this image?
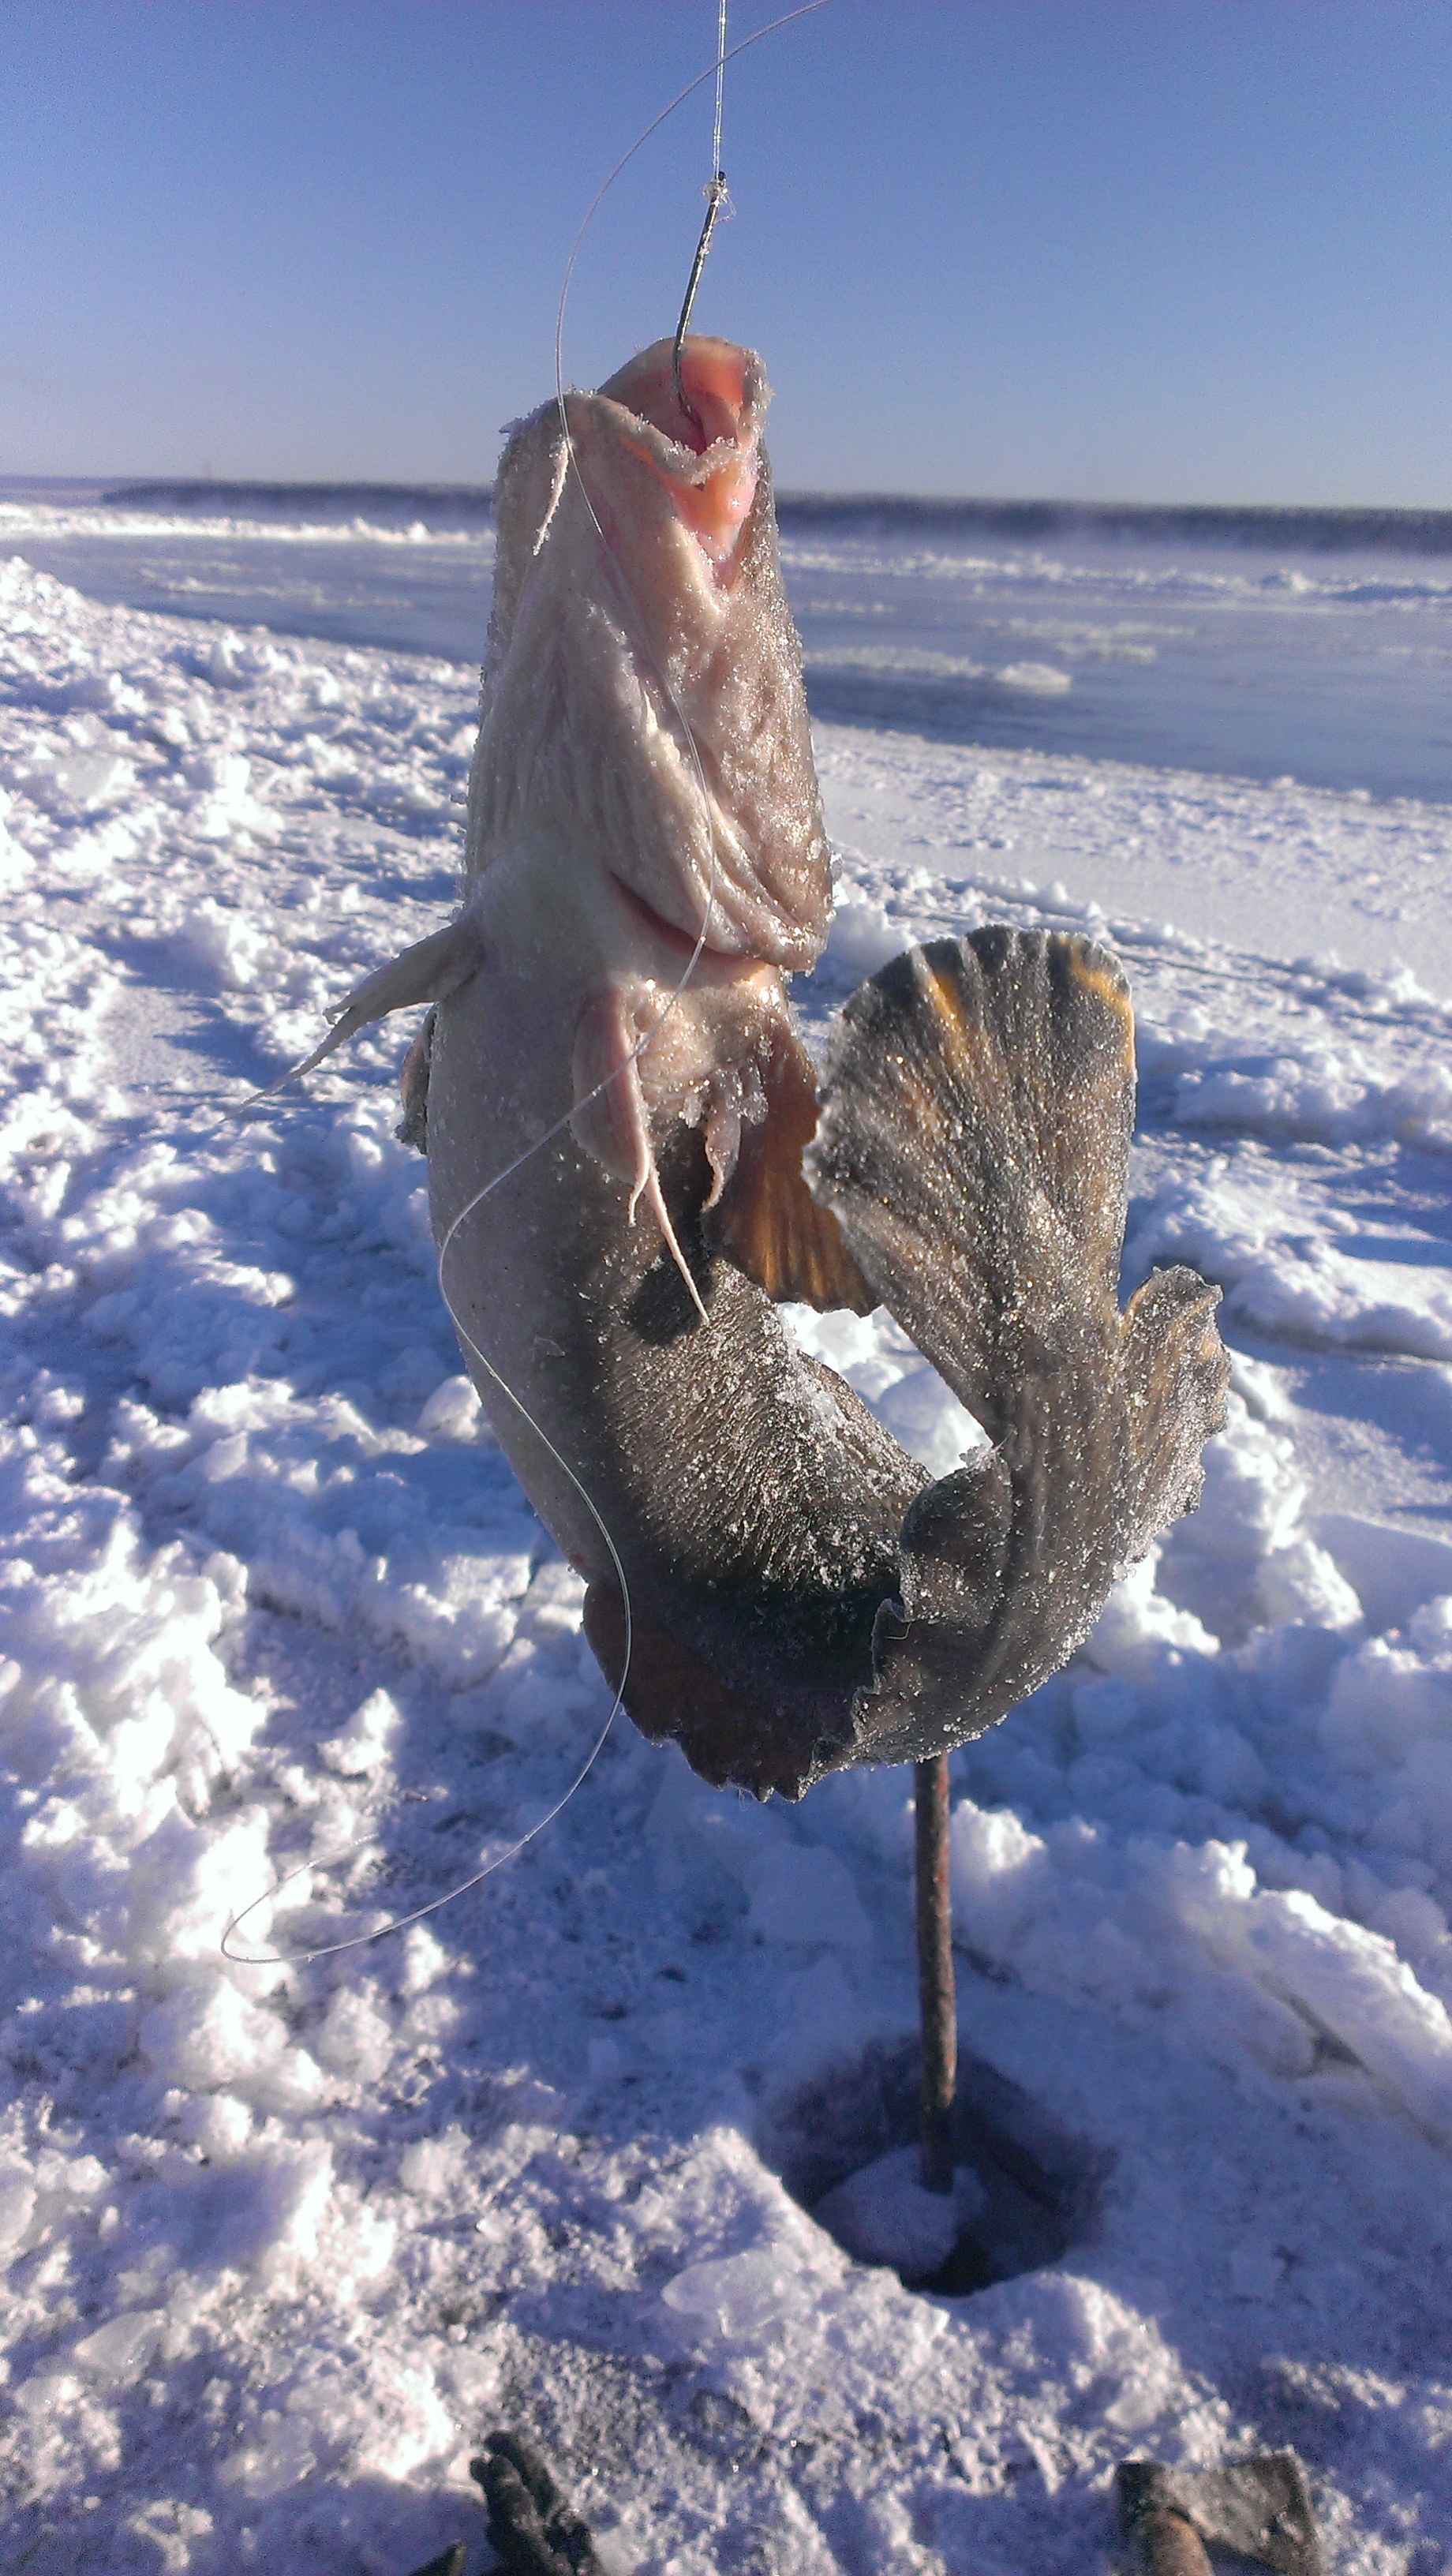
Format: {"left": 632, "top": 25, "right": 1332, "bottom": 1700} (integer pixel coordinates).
{"left": 914, "top": 1753, "right": 956, "bottom": 2193}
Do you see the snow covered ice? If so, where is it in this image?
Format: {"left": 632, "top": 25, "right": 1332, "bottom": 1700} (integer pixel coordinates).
{"left": 2, "top": 536, "right": 1452, "bottom": 2571}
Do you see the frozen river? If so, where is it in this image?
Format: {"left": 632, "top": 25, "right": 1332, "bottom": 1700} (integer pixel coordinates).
{"left": 5, "top": 476, "right": 1452, "bottom": 803}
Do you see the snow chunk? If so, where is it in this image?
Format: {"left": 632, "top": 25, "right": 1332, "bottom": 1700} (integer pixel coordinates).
{"left": 823, "top": 892, "right": 902, "bottom": 979}
{"left": 72, "top": 2309, "right": 166, "bottom": 2387}
{"left": 996, "top": 661, "right": 1072, "bottom": 694}
{"left": 320, "top": 1687, "right": 402, "bottom": 1777}
{"left": 661, "top": 2243, "right": 814, "bottom": 2342}
{"left": 140, "top": 1979, "right": 326, "bottom": 2111}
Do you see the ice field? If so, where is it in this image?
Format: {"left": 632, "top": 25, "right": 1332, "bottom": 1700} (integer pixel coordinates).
{"left": 2, "top": 519, "right": 1452, "bottom": 2570}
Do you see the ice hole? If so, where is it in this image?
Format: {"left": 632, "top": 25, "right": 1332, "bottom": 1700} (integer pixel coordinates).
{"left": 759, "top": 2039, "right": 1104, "bottom": 2296}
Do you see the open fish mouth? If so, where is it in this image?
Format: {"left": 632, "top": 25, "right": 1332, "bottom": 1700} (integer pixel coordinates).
{"left": 597, "top": 337, "right": 764, "bottom": 582}
{"left": 606, "top": 867, "right": 775, "bottom": 975}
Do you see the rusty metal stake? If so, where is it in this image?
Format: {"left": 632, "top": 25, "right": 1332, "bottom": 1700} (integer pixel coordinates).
{"left": 915, "top": 1752, "right": 956, "bottom": 2193}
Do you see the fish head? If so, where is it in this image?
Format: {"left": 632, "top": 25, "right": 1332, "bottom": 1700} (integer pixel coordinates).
{"left": 473, "top": 335, "right": 832, "bottom": 972}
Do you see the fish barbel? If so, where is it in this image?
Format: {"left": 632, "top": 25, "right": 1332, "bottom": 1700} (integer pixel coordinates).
{"left": 308, "top": 335, "right": 1229, "bottom": 1799}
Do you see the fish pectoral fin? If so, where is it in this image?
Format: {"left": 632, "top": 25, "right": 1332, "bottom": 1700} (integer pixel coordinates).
{"left": 229, "top": 918, "right": 485, "bottom": 1116}
{"left": 707, "top": 1018, "right": 875, "bottom": 1314}
{"left": 396, "top": 1007, "right": 435, "bottom": 1155}
{"left": 307, "top": 918, "right": 485, "bottom": 1071}
{"left": 571, "top": 989, "right": 709, "bottom": 1324}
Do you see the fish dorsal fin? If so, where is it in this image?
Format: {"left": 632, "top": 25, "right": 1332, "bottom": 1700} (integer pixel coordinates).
{"left": 709, "top": 1020, "right": 875, "bottom": 1314}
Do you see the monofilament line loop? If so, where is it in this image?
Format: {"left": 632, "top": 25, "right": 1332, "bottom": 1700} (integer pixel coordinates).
{"left": 220, "top": 1134, "right": 634, "bottom": 1971}
{"left": 220, "top": 1668, "right": 619, "bottom": 1968}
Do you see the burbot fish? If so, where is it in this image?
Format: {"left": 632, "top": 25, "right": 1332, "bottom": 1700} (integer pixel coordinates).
{"left": 305, "top": 335, "right": 1229, "bottom": 1800}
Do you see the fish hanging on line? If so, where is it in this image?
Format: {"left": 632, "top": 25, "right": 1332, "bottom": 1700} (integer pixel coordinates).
{"left": 295, "top": 333, "right": 1229, "bottom": 1802}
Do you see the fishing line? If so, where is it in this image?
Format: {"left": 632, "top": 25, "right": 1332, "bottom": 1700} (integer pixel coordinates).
{"left": 713, "top": 0, "right": 729, "bottom": 174}
{"left": 223, "top": 1, "right": 831, "bottom": 1968}
{"left": 672, "top": 0, "right": 732, "bottom": 438}
{"left": 553, "top": 0, "right": 829, "bottom": 413}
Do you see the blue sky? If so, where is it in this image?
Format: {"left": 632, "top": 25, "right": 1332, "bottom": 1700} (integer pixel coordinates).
{"left": 6, "top": 1, "right": 1450, "bottom": 502}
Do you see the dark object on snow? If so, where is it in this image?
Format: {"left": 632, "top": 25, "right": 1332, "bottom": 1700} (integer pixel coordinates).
{"left": 914, "top": 1750, "right": 956, "bottom": 2192}
{"left": 1117, "top": 2476, "right": 1215, "bottom": 2576}
{"left": 402, "top": 2548, "right": 466, "bottom": 2576}
{"left": 471, "top": 2431, "right": 604, "bottom": 2575}
{"left": 1117, "top": 2451, "right": 1322, "bottom": 2576}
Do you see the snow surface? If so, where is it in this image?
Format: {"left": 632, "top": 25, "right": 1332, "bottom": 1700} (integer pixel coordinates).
{"left": 2, "top": 552, "right": 1452, "bottom": 2570}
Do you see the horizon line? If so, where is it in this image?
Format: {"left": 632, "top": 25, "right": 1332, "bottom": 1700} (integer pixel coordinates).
{"left": 6, "top": 475, "right": 1452, "bottom": 552}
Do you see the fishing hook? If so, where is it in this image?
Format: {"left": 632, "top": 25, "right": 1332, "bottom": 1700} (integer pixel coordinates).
{"left": 672, "top": 0, "right": 732, "bottom": 439}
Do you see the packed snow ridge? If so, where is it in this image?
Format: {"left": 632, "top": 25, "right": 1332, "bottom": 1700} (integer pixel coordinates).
{"left": 2, "top": 554, "right": 1452, "bottom": 2570}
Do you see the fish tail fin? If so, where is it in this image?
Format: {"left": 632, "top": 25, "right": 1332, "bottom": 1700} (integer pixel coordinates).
{"left": 807, "top": 928, "right": 1139, "bottom": 1434}
{"left": 806, "top": 929, "right": 1228, "bottom": 1762}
